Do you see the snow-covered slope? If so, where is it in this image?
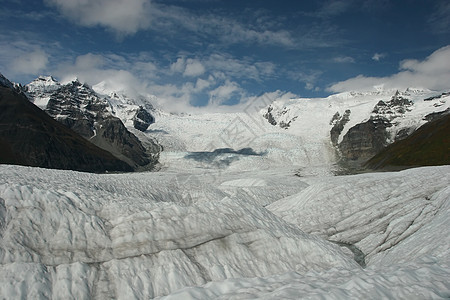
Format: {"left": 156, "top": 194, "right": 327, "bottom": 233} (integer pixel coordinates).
{"left": 143, "top": 88, "right": 449, "bottom": 175}
{"left": 25, "top": 76, "right": 61, "bottom": 108}
{"left": 22, "top": 75, "right": 450, "bottom": 174}
{"left": 1, "top": 165, "right": 449, "bottom": 299}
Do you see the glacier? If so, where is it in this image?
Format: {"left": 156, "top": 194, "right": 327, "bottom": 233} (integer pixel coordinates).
{"left": 1, "top": 164, "right": 449, "bottom": 299}
{"left": 2, "top": 77, "right": 450, "bottom": 298}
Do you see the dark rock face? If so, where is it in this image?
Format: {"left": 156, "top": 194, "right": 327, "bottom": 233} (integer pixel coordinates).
{"left": 133, "top": 106, "right": 155, "bottom": 132}
{"left": 372, "top": 91, "right": 413, "bottom": 116}
{"left": 336, "top": 91, "right": 414, "bottom": 163}
{"left": 91, "top": 117, "right": 152, "bottom": 167}
{"left": 44, "top": 80, "right": 159, "bottom": 169}
{"left": 0, "top": 83, "right": 133, "bottom": 173}
{"left": 423, "top": 108, "right": 450, "bottom": 122}
{"left": 330, "top": 109, "right": 351, "bottom": 146}
{"left": 366, "top": 113, "right": 450, "bottom": 170}
{"left": 338, "top": 116, "right": 391, "bottom": 162}
{"left": 263, "top": 106, "right": 277, "bottom": 126}
{"left": 263, "top": 105, "right": 297, "bottom": 129}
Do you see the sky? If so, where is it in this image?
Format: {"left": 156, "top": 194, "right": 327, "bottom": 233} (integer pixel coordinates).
{"left": 0, "top": 0, "right": 449, "bottom": 111}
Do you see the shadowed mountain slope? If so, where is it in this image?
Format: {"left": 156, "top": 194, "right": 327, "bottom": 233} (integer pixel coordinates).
{"left": 365, "top": 112, "right": 450, "bottom": 170}
{"left": 0, "top": 83, "right": 133, "bottom": 172}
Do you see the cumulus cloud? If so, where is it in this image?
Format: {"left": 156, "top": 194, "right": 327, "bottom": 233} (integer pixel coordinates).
{"left": 45, "top": 0, "right": 152, "bottom": 35}
{"left": 10, "top": 49, "right": 49, "bottom": 75}
{"left": 47, "top": 50, "right": 293, "bottom": 113}
{"left": 328, "top": 45, "right": 450, "bottom": 92}
{"left": 183, "top": 59, "right": 206, "bottom": 77}
{"left": 168, "top": 57, "right": 206, "bottom": 77}
{"left": 0, "top": 38, "right": 50, "bottom": 77}
{"left": 54, "top": 53, "right": 147, "bottom": 95}
{"left": 372, "top": 53, "right": 386, "bottom": 61}
{"left": 208, "top": 80, "right": 242, "bottom": 106}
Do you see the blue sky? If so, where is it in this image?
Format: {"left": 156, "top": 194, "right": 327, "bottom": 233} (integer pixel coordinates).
{"left": 1, "top": 0, "right": 449, "bottom": 111}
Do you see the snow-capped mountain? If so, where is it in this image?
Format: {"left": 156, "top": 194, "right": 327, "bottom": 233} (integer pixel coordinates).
{"left": 260, "top": 88, "right": 449, "bottom": 169}
{"left": 25, "top": 76, "right": 61, "bottom": 108}
{"left": 25, "top": 76, "right": 158, "bottom": 133}
{"left": 7, "top": 73, "right": 450, "bottom": 175}
{"left": 0, "top": 74, "right": 133, "bottom": 172}
{"left": 1, "top": 71, "right": 450, "bottom": 299}
{"left": 23, "top": 76, "right": 160, "bottom": 170}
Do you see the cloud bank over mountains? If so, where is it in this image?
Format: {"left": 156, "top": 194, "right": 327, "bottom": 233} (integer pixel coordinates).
{"left": 328, "top": 46, "right": 450, "bottom": 93}
{"left": 1, "top": 0, "right": 449, "bottom": 112}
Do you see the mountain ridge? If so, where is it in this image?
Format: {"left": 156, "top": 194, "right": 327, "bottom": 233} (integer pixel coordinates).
{"left": 0, "top": 75, "right": 134, "bottom": 172}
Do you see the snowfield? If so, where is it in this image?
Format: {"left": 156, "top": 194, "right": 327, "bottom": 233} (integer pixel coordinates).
{"left": 1, "top": 164, "right": 449, "bottom": 299}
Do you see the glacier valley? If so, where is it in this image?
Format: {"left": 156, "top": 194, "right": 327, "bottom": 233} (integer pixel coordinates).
{"left": 1, "top": 74, "right": 450, "bottom": 298}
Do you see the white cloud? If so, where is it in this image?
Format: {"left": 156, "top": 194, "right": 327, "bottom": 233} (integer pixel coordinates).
{"left": 203, "top": 54, "right": 276, "bottom": 81}
{"left": 183, "top": 59, "right": 205, "bottom": 77}
{"left": 45, "top": 0, "right": 152, "bottom": 35}
{"left": 195, "top": 78, "right": 212, "bottom": 91}
{"left": 328, "top": 45, "right": 450, "bottom": 92}
{"left": 0, "top": 39, "right": 50, "bottom": 77}
{"left": 54, "top": 53, "right": 146, "bottom": 95}
{"left": 10, "top": 49, "right": 49, "bottom": 75}
{"left": 168, "top": 57, "right": 206, "bottom": 77}
{"left": 208, "top": 80, "right": 242, "bottom": 106}
{"left": 42, "top": 50, "right": 288, "bottom": 113}
{"left": 170, "top": 57, "right": 186, "bottom": 74}
{"left": 151, "top": 4, "right": 295, "bottom": 47}
{"left": 333, "top": 56, "right": 355, "bottom": 63}
{"left": 372, "top": 53, "right": 386, "bottom": 61}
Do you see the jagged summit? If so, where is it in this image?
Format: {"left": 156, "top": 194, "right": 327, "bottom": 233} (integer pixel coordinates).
{"left": 0, "top": 77, "right": 133, "bottom": 172}
{"left": 0, "top": 73, "right": 14, "bottom": 89}
{"left": 15, "top": 74, "right": 160, "bottom": 170}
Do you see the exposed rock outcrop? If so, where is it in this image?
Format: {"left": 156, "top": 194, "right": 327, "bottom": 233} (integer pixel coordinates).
{"left": 371, "top": 91, "right": 413, "bottom": 118}
{"left": 336, "top": 91, "right": 414, "bottom": 163}
{"left": 44, "top": 80, "right": 159, "bottom": 169}
{"left": 0, "top": 76, "right": 133, "bottom": 172}
{"left": 330, "top": 109, "right": 351, "bottom": 146}
{"left": 366, "top": 113, "right": 450, "bottom": 170}
{"left": 133, "top": 106, "right": 155, "bottom": 132}
{"left": 263, "top": 106, "right": 277, "bottom": 126}
{"left": 338, "top": 116, "right": 391, "bottom": 162}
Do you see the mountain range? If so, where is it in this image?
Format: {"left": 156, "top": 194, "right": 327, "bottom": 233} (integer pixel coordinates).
{"left": 2, "top": 72, "right": 450, "bottom": 175}
{"left": 1, "top": 73, "right": 449, "bottom": 174}
{"left": 1, "top": 71, "right": 450, "bottom": 298}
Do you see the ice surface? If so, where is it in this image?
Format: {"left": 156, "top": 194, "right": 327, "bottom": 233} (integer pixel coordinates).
{"left": 1, "top": 164, "right": 449, "bottom": 299}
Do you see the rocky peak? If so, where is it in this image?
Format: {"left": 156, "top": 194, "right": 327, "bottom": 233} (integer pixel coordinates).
{"left": 263, "top": 106, "right": 277, "bottom": 126}
{"left": 330, "top": 109, "right": 351, "bottom": 146}
{"left": 38, "top": 79, "right": 159, "bottom": 170}
{"left": 133, "top": 106, "right": 155, "bottom": 132}
{"left": 371, "top": 91, "right": 413, "bottom": 120}
{"left": 0, "top": 73, "right": 14, "bottom": 89}
{"left": 263, "top": 105, "right": 298, "bottom": 129}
